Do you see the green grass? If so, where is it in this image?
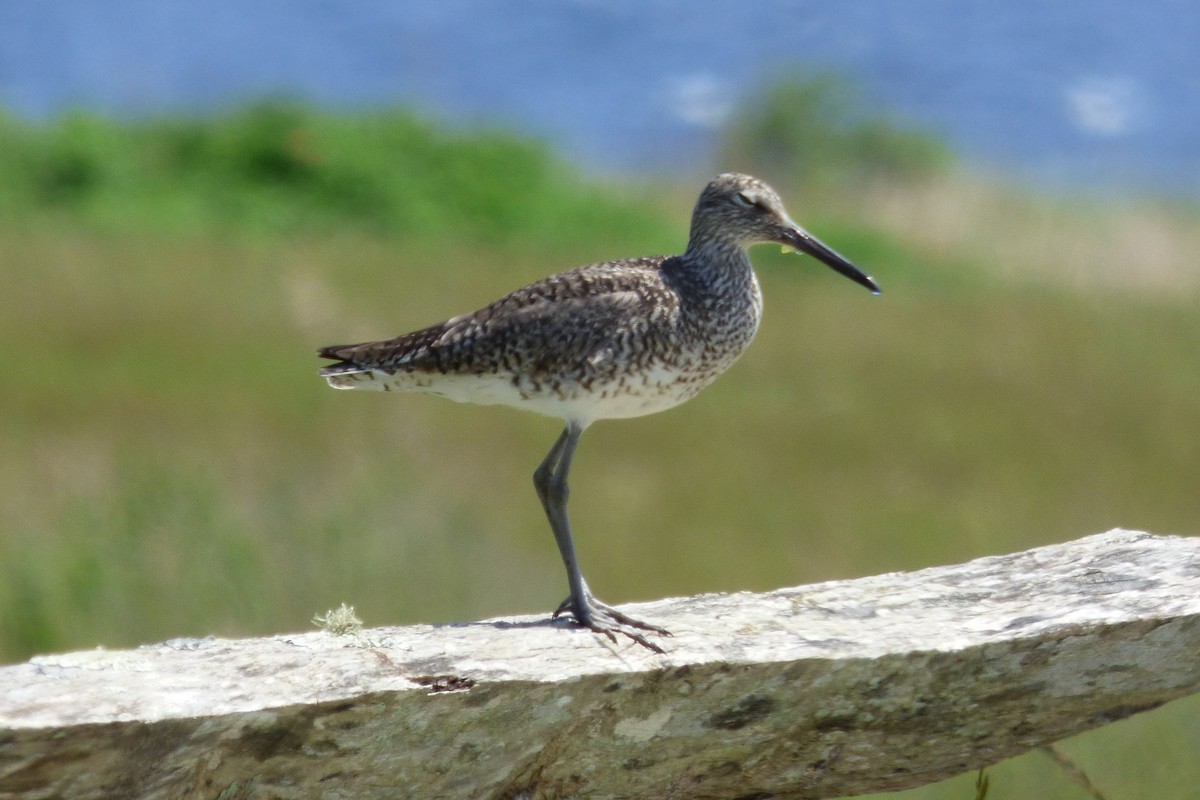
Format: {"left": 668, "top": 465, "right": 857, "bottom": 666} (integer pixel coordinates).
{"left": 1, "top": 102, "right": 1198, "bottom": 799}
{"left": 0, "top": 103, "right": 675, "bottom": 249}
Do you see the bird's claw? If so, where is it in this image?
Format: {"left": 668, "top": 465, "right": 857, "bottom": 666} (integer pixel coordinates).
{"left": 554, "top": 595, "right": 671, "bottom": 654}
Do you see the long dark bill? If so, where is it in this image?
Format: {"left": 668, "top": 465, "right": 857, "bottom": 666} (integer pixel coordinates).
{"left": 785, "top": 227, "right": 881, "bottom": 295}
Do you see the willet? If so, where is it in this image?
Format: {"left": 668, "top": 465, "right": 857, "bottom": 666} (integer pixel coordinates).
{"left": 319, "top": 173, "right": 880, "bottom": 652}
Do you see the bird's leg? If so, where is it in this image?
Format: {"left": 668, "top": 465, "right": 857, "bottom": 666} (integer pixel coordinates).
{"left": 533, "top": 421, "right": 671, "bottom": 653}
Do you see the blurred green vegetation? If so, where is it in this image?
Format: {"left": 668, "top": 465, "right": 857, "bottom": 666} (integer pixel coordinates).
{"left": 721, "top": 71, "right": 956, "bottom": 190}
{"left": 0, "top": 103, "right": 670, "bottom": 248}
{"left": 1, "top": 82, "right": 1198, "bottom": 800}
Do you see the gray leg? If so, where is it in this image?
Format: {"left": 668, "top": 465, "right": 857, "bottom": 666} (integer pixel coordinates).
{"left": 533, "top": 420, "right": 670, "bottom": 652}
{"left": 533, "top": 424, "right": 589, "bottom": 609}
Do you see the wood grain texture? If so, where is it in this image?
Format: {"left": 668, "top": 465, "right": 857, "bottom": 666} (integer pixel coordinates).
{"left": 2, "top": 529, "right": 1198, "bottom": 799}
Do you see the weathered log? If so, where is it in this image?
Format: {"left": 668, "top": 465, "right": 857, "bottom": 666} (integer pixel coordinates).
{"left": 1, "top": 529, "right": 1197, "bottom": 799}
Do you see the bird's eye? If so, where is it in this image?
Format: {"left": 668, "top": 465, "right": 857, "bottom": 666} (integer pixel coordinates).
{"left": 732, "top": 192, "right": 757, "bottom": 210}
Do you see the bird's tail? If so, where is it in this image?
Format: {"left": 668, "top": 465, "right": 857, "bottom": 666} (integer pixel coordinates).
{"left": 318, "top": 344, "right": 391, "bottom": 391}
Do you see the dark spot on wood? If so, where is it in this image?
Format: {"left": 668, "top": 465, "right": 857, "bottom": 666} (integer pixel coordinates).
{"left": 812, "top": 711, "right": 858, "bottom": 732}
{"left": 706, "top": 693, "right": 776, "bottom": 730}
{"left": 1094, "top": 700, "right": 1164, "bottom": 723}
{"left": 707, "top": 760, "right": 744, "bottom": 778}
{"left": 0, "top": 739, "right": 93, "bottom": 793}
{"left": 412, "top": 674, "right": 475, "bottom": 693}
{"left": 308, "top": 736, "right": 343, "bottom": 756}
{"left": 240, "top": 711, "right": 317, "bottom": 761}
{"left": 105, "top": 720, "right": 202, "bottom": 795}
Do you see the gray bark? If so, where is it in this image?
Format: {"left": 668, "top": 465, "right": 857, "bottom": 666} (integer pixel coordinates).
{"left": 1, "top": 529, "right": 1198, "bottom": 799}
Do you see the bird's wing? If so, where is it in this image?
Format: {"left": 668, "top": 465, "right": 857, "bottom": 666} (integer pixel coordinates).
{"left": 319, "top": 260, "right": 678, "bottom": 380}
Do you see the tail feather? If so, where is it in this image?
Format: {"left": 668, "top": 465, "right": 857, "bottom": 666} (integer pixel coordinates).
{"left": 319, "top": 322, "right": 448, "bottom": 366}
{"left": 317, "top": 341, "right": 388, "bottom": 389}
{"left": 316, "top": 343, "right": 352, "bottom": 361}
{"left": 317, "top": 324, "right": 446, "bottom": 391}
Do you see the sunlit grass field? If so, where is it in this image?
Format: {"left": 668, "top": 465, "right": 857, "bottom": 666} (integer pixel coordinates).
{"left": 1, "top": 102, "right": 1197, "bottom": 799}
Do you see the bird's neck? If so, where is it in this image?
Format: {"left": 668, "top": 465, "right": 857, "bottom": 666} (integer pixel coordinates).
{"left": 681, "top": 236, "right": 753, "bottom": 279}
{"left": 669, "top": 238, "right": 763, "bottom": 347}
{"left": 668, "top": 238, "right": 759, "bottom": 318}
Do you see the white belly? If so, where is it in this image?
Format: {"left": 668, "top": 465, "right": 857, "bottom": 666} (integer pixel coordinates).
{"left": 327, "top": 360, "right": 724, "bottom": 424}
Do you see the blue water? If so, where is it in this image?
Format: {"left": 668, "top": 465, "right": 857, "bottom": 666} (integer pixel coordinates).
{"left": 3, "top": 0, "right": 1198, "bottom": 196}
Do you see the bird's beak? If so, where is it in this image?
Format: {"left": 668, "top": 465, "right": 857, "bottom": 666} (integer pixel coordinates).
{"left": 781, "top": 226, "right": 881, "bottom": 295}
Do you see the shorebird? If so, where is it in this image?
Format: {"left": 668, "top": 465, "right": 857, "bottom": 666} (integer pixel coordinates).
{"left": 318, "top": 173, "right": 880, "bottom": 652}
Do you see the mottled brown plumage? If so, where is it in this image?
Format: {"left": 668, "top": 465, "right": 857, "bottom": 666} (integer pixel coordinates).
{"left": 319, "top": 173, "right": 880, "bottom": 652}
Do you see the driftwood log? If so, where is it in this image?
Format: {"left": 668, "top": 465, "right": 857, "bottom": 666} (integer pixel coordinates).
{"left": 1, "top": 529, "right": 1198, "bottom": 799}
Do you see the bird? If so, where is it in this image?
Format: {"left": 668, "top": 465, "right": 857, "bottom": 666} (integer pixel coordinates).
{"left": 318, "top": 172, "right": 880, "bottom": 652}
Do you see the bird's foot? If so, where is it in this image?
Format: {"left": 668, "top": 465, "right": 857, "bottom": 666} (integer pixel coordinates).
{"left": 553, "top": 593, "right": 671, "bottom": 654}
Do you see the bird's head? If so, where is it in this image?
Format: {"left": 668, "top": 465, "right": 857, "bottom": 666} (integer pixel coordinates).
{"left": 689, "top": 173, "right": 881, "bottom": 294}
